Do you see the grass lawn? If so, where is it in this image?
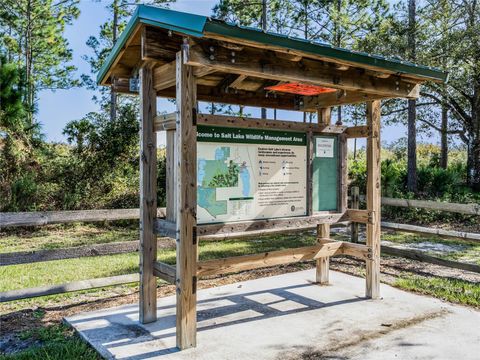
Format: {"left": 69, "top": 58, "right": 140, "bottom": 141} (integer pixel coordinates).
{"left": 0, "top": 223, "right": 138, "bottom": 253}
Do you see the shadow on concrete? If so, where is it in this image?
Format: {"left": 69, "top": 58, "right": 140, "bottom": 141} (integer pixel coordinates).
{"left": 70, "top": 282, "right": 366, "bottom": 359}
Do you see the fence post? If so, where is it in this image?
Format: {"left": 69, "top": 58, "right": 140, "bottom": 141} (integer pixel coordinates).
{"left": 351, "top": 186, "right": 359, "bottom": 243}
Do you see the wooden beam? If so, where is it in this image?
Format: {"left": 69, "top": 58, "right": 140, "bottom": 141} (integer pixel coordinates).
{"left": 141, "top": 26, "right": 179, "bottom": 63}
{"left": 154, "top": 112, "right": 176, "bottom": 131}
{"left": 345, "top": 125, "right": 369, "bottom": 138}
{"left": 139, "top": 62, "right": 158, "bottom": 324}
{"left": 153, "top": 261, "right": 176, "bottom": 284}
{"left": 156, "top": 210, "right": 370, "bottom": 239}
{"left": 346, "top": 209, "right": 374, "bottom": 224}
{"left": 229, "top": 74, "right": 247, "bottom": 88}
{"left": 175, "top": 50, "right": 198, "bottom": 349}
{"left": 196, "top": 242, "right": 343, "bottom": 277}
{"left": 196, "top": 213, "right": 347, "bottom": 236}
{"left": 342, "top": 242, "right": 371, "bottom": 260}
{"left": 154, "top": 113, "right": 347, "bottom": 134}
{"left": 302, "top": 91, "right": 387, "bottom": 110}
{"left": 0, "top": 208, "right": 166, "bottom": 227}
{"left": 366, "top": 100, "right": 381, "bottom": 299}
{"left": 318, "top": 107, "right": 331, "bottom": 126}
{"left": 186, "top": 45, "right": 420, "bottom": 98}
{"left": 203, "top": 31, "right": 435, "bottom": 84}
{"left": 154, "top": 61, "right": 176, "bottom": 90}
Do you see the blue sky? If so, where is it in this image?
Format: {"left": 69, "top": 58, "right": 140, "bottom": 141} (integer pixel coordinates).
{"left": 37, "top": 0, "right": 415, "bottom": 149}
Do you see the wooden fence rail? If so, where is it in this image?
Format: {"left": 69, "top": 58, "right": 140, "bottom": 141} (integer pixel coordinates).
{"left": 0, "top": 208, "right": 166, "bottom": 227}
{"left": 381, "top": 197, "right": 480, "bottom": 215}
{"left": 1, "top": 196, "right": 479, "bottom": 303}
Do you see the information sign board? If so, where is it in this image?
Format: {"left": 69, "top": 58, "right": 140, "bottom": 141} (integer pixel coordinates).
{"left": 197, "top": 126, "right": 307, "bottom": 224}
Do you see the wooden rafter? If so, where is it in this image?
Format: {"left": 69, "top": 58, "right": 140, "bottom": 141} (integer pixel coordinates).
{"left": 186, "top": 44, "right": 420, "bottom": 98}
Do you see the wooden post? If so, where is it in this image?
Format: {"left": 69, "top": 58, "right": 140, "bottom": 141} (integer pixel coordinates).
{"left": 175, "top": 49, "right": 198, "bottom": 349}
{"left": 350, "top": 186, "right": 359, "bottom": 243}
{"left": 316, "top": 223, "right": 330, "bottom": 284}
{"left": 316, "top": 107, "right": 332, "bottom": 284}
{"left": 139, "top": 62, "right": 158, "bottom": 324}
{"left": 366, "top": 100, "right": 381, "bottom": 299}
{"left": 166, "top": 130, "right": 176, "bottom": 222}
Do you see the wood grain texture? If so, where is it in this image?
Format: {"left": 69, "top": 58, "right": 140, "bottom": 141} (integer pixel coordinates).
{"left": 175, "top": 50, "right": 198, "bottom": 349}
{"left": 197, "top": 242, "right": 343, "bottom": 277}
{"left": 366, "top": 100, "right": 381, "bottom": 299}
{"left": 166, "top": 130, "right": 176, "bottom": 222}
{"left": 316, "top": 224, "right": 330, "bottom": 284}
{"left": 345, "top": 125, "right": 369, "bottom": 138}
{"left": 139, "top": 63, "right": 158, "bottom": 324}
{"left": 302, "top": 92, "right": 386, "bottom": 110}
{"left": 1, "top": 274, "right": 140, "bottom": 303}
{"left": 0, "top": 208, "right": 166, "bottom": 228}
{"left": 154, "top": 113, "right": 347, "bottom": 134}
{"left": 350, "top": 186, "right": 360, "bottom": 243}
{"left": 153, "top": 261, "right": 176, "bottom": 284}
{"left": 186, "top": 45, "right": 420, "bottom": 98}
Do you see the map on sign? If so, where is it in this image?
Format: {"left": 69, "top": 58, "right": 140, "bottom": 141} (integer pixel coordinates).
{"left": 197, "top": 145, "right": 254, "bottom": 219}
{"left": 197, "top": 126, "right": 307, "bottom": 224}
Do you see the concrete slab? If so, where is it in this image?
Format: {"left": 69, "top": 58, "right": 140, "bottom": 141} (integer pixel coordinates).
{"left": 65, "top": 270, "right": 480, "bottom": 360}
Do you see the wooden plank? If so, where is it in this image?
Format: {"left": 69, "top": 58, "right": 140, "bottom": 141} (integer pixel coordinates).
{"left": 139, "top": 62, "right": 158, "bottom": 324}
{"left": 202, "top": 31, "right": 433, "bottom": 84}
{"left": 196, "top": 243, "right": 343, "bottom": 277}
{"left": 154, "top": 113, "right": 176, "bottom": 131}
{"left": 379, "top": 244, "right": 480, "bottom": 274}
{"left": 366, "top": 100, "right": 381, "bottom": 299}
{"left": 0, "top": 274, "right": 139, "bottom": 303}
{"left": 350, "top": 186, "right": 360, "bottom": 243}
{"left": 156, "top": 213, "right": 353, "bottom": 238}
{"left": 175, "top": 49, "right": 198, "bottom": 349}
{"left": 342, "top": 242, "right": 371, "bottom": 261}
{"left": 153, "top": 60, "right": 176, "bottom": 90}
{"left": 196, "top": 213, "right": 347, "bottom": 236}
{"left": 0, "top": 208, "right": 166, "bottom": 228}
{"left": 0, "top": 238, "right": 175, "bottom": 266}
{"left": 345, "top": 125, "right": 369, "bottom": 139}
{"left": 302, "top": 91, "right": 386, "bottom": 110}
{"left": 153, "top": 261, "right": 176, "bottom": 284}
{"left": 381, "top": 198, "right": 480, "bottom": 216}
{"left": 381, "top": 222, "right": 480, "bottom": 242}
{"left": 154, "top": 113, "right": 347, "bottom": 134}
{"left": 166, "top": 130, "right": 176, "bottom": 222}
{"left": 316, "top": 224, "right": 330, "bottom": 284}
{"left": 186, "top": 45, "right": 420, "bottom": 99}
{"left": 346, "top": 209, "right": 374, "bottom": 224}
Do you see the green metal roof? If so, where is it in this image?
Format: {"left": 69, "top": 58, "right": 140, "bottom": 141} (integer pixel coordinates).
{"left": 97, "top": 5, "right": 447, "bottom": 85}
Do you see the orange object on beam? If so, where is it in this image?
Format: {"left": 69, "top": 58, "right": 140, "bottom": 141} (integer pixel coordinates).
{"left": 265, "top": 82, "right": 337, "bottom": 96}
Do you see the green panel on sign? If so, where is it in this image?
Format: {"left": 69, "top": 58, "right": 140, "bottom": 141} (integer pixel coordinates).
{"left": 312, "top": 136, "right": 338, "bottom": 211}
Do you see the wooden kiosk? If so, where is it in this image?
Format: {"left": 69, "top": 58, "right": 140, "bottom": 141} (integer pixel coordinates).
{"left": 97, "top": 5, "right": 446, "bottom": 350}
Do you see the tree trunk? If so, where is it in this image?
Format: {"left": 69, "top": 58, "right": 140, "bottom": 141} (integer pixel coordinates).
{"left": 440, "top": 102, "right": 448, "bottom": 169}
{"left": 407, "top": 0, "right": 417, "bottom": 192}
{"left": 110, "top": 0, "right": 119, "bottom": 123}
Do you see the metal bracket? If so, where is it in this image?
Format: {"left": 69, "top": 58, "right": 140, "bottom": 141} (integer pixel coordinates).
{"left": 192, "top": 226, "right": 197, "bottom": 245}
{"left": 192, "top": 107, "right": 197, "bottom": 126}
{"left": 192, "top": 276, "right": 197, "bottom": 294}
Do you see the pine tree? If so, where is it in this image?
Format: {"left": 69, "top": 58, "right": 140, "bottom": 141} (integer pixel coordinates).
{"left": 0, "top": 0, "right": 80, "bottom": 125}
